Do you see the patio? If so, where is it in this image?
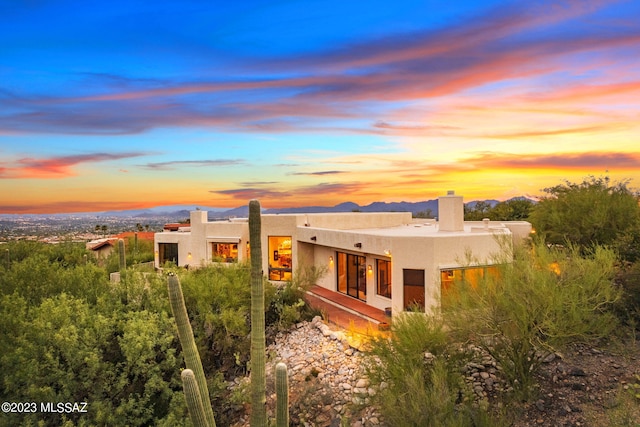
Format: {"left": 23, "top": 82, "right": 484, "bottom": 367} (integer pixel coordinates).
{"left": 305, "top": 285, "right": 390, "bottom": 336}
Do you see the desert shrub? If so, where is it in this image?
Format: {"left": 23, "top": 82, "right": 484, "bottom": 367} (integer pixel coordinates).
{"left": 267, "top": 264, "right": 326, "bottom": 329}
{"left": 614, "top": 261, "right": 640, "bottom": 330}
{"left": 365, "top": 313, "right": 501, "bottom": 427}
{"left": 0, "top": 292, "right": 187, "bottom": 427}
{"left": 105, "top": 236, "right": 155, "bottom": 274}
{"left": 529, "top": 176, "right": 640, "bottom": 255}
{"left": 0, "top": 243, "right": 325, "bottom": 426}
{"left": 0, "top": 252, "right": 110, "bottom": 306}
{"left": 444, "top": 242, "right": 621, "bottom": 401}
{"left": 175, "top": 263, "right": 319, "bottom": 377}
{"left": 1, "top": 240, "right": 91, "bottom": 268}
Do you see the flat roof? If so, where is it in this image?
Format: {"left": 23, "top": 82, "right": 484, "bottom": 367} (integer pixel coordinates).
{"left": 301, "top": 222, "right": 510, "bottom": 238}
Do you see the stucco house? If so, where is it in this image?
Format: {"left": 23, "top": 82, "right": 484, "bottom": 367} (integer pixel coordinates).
{"left": 87, "top": 231, "right": 155, "bottom": 260}
{"left": 154, "top": 191, "right": 531, "bottom": 315}
{"left": 86, "top": 238, "right": 115, "bottom": 259}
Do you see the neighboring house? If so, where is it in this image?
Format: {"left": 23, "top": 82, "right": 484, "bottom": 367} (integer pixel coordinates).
{"left": 162, "top": 223, "right": 191, "bottom": 232}
{"left": 154, "top": 191, "right": 532, "bottom": 315}
{"left": 87, "top": 232, "right": 155, "bottom": 259}
{"left": 86, "top": 238, "right": 115, "bottom": 259}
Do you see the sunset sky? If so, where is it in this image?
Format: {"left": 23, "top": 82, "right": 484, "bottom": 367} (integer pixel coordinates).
{"left": 2, "top": 0, "right": 640, "bottom": 214}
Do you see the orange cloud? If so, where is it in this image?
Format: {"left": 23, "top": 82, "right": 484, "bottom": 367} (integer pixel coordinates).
{"left": 484, "top": 124, "right": 627, "bottom": 140}
{"left": 210, "top": 181, "right": 374, "bottom": 207}
{"left": 0, "top": 152, "right": 149, "bottom": 179}
{"left": 465, "top": 151, "right": 640, "bottom": 170}
{"left": 529, "top": 80, "right": 640, "bottom": 104}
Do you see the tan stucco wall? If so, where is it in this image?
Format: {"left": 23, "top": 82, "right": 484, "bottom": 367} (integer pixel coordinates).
{"left": 298, "top": 226, "right": 514, "bottom": 314}
{"left": 154, "top": 208, "right": 529, "bottom": 316}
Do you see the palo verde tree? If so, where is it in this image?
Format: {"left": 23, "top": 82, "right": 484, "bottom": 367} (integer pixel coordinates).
{"left": 489, "top": 198, "right": 535, "bottom": 221}
{"left": 464, "top": 198, "right": 535, "bottom": 221}
{"left": 529, "top": 175, "right": 640, "bottom": 257}
{"left": 464, "top": 201, "right": 494, "bottom": 221}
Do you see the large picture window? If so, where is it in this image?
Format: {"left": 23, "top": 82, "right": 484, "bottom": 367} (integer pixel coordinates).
{"left": 212, "top": 243, "right": 238, "bottom": 263}
{"left": 376, "top": 259, "right": 391, "bottom": 299}
{"left": 337, "top": 252, "right": 366, "bottom": 301}
{"left": 268, "top": 236, "right": 292, "bottom": 281}
{"left": 441, "top": 266, "right": 499, "bottom": 295}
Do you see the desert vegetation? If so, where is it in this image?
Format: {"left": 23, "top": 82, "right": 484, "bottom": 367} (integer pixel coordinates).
{"left": 0, "top": 238, "right": 317, "bottom": 426}
{"left": 1, "top": 176, "right": 639, "bottom": 426}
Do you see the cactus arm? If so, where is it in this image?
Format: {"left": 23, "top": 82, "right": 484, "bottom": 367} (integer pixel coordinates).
{"left": 275, "top": 363, "right": 289, "bottom": 427}
{"left": 168, "top": 274, "right": 217, "bottom": 427}
{"left": 181, "top": 369, "right": 211, "bottom": 427}
{"left": 249, "top": 199, "right": 267, "bottom": 426}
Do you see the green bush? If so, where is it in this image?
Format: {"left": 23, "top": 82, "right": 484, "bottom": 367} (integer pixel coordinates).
{"left": 105, "top": 236, "right": 155, "bottom": 274}
{"left": 614, "top": 261, "right": 640, "bottom": 330}
{"left": 444, "top": 242, "right": 621, "bottom": 401}
{"left": 0, "top": 244, "right": 187, "bottom": 426}
{"left": 529, "top": 176, "right": 640, "bottom": 256}
{"left": 267, "top": 265, "right": 326, "bottom": 329}
{"left": 0, "top": 242, "right": 316, "bottom": 426}
{"left": 365, "top": 313, "right": 500, "bottom": 427}
{"left": 0, "top": 291, "right": 187, "bottom": 427}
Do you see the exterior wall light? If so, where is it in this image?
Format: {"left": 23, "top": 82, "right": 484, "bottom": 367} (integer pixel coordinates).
{"left": 354, "top": 242, "right": 362, "bottom": 248}
{"left": 367, "top": 265, "right": 373, "bottom": 274}
{"left": 329, "top": 256, "right": 334, "bottom": 265}
{"left": 187, "top": 252, "right": 192, "bottom": 259}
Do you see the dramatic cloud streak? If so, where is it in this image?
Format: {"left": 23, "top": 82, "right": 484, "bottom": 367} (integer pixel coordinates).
{"left": 2, "top": 2, "right": 639, "bottom": 137}
{"left": 141, "top": 159, "right": 245, "bottom": 170}
{"left": 467, "top": 151, "right": 640, "bottom": 170}
{"left": 0, "top": 152, "right": 149, "bottom": 179}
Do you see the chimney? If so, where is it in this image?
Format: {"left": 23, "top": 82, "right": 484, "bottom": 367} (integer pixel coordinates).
{"left": 190, "top": 210, "right": 208, "bottom": 225}
{"left": 438, "top": 190, "right": 464, "bottom": 232}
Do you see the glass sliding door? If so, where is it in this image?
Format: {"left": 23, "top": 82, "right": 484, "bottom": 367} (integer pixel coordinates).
{"left": 337, "top": 252, "right": 366, "bottom": 301}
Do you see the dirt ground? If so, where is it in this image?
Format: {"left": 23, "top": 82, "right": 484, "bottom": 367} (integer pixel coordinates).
{"left": 511, "top": 341, "right": 640, "bottom": 427}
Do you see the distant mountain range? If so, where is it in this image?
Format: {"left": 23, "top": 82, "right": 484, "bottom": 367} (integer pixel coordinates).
{"left": 1, "top": 198, "right": 535, "bottom": 219}
{"left": 176, "top": 198, "right": 506, "bottom": 220}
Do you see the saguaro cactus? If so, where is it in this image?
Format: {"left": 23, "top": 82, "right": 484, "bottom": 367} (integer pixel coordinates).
{"left": 275, "top": 362, "right": 289, "bottom": 427}
{"left": 249, "top": 199, "right": 267, "bottom": 426}
{"left": 181, "top": 369, "right": 210, "bottom": 427}
{"left": 167, "top": 273, "right": 217, "bottom": 427}
{"left": 118, "top": 238, "right": 126, "bottom": 282}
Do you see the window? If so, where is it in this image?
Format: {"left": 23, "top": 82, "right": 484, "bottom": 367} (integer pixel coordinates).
{"left": 403, "top": 269, "right": 425, "bottom": 311}
{"left": 376, "top": 259, "right": 391, "bottom": 298}
{"left": 158, "top": 243, "right": 178, "bottom": 266}
{"left": 440, "top": 266, "right": 500, "bottom": 297}
{"left": 337, "top": 252, "right": 366, "bottom": 301}
{"left": 212, "top": 243, "right": 238, "bottom": 263}
{"left": 440, "top": 269, "right": 461, "bottom": 295}
{"left": 268, "top": 236, "right": 292, "bottom": 281}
